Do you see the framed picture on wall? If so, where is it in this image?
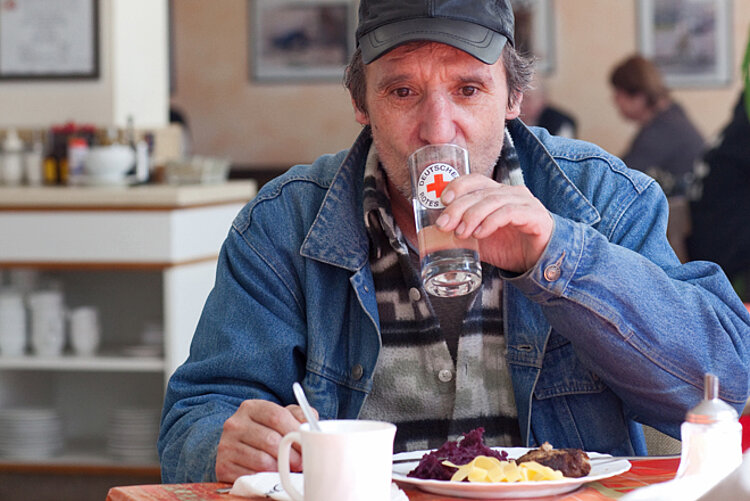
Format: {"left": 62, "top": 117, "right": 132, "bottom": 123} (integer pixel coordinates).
{"left": 638, "top": 0, "right": 732, "bottom": 87}
{"left": 250, "top": 0, "right": 355, "bottom": 82}
{"left": 0, "top": 0, "right": 99, "bottom": 80}
{"left": 512, "top": 0, "right": 555, "bottom": 74}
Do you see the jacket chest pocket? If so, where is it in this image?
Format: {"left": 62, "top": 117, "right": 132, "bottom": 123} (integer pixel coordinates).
{"left": 533, "top": 333, "right": 606, "bottom": 399}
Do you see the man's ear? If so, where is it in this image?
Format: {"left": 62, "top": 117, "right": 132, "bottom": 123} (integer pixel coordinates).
{"left": 506, "top": 92, "right": 522, "bottom": 120}
{"left": 352, "top": 97, "right": 370, "bottom": 126}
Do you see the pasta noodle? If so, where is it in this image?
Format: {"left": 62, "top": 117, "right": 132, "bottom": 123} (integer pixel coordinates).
{"left": 442, "top": 456, "right": 565, "bottom": 483}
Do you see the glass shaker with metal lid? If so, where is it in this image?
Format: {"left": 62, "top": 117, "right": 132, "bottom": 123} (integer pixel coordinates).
{"left": 675, "top": 373, "right": 743, "bottom": 481}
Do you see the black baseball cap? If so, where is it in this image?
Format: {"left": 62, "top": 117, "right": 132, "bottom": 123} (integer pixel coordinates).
{"left": 356, "top": 0, "right": 515, "bottom": 64}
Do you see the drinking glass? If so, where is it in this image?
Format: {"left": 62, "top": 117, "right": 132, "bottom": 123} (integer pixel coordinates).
{"left": 409, "top": 143, "right": 481, "bottom": 297}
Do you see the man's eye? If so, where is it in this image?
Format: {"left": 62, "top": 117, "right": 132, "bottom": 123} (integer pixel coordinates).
{"left": 393, "top": 88, "right": 411, "bottom": 98}
{"left": 460, "top": 86, "right": 478, "bottom": 97}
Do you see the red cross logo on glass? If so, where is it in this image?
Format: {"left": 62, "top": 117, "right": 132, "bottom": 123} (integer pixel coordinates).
{"left": 426, "top": 174, "right": 450, "bottom": 199}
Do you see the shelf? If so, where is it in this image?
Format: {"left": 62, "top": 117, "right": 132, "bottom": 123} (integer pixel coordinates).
{"left": 0, "top": 355, "right": 165, "bottom": 372}
{"left": 0, "top": 439, "right": 160, "bottom": 475}
{"left": 0, "top": 257, "right": 218, "bottom": 271}
{"left": 0, "top": 180, "right": 256, "bottom": 209}
{"left": 0, "top": 185, "right": 241, "bottom": 478}
{"left": 0, "top": 182, "right": 255, "bottom": 265}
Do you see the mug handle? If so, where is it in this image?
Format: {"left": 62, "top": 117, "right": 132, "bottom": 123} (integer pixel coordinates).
{"left": 278, "top": 431, "right": 303, "bottom": 501}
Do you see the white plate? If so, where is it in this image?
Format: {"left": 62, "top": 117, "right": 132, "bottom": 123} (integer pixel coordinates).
{"left": 392, "top": 447, "right": 631, "bottom": 499}
{"left": 120, "top": 344, "right": 163, "bottom": 357}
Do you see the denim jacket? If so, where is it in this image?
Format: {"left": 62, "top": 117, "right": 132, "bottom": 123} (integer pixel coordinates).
{"left": 158, "top": 120, "right": 750, "bottom": 483}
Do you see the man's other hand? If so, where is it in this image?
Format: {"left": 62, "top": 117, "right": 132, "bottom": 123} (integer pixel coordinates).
{"left": 215, "top": 399, "right": 316, "bottom": 483}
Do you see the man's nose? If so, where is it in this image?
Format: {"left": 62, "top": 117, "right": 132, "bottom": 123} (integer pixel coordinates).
{"left": 418, "top": 94, "right": 457, "bottom": 144}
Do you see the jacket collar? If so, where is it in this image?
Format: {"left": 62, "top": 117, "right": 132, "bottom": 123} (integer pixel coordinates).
{"left": 300, "top": 127, "right": 373, "bottom": 271}
{"left": 302, "top": 121, "right": 600, "bottom": 270}
{"left": 508, "top": 119, "right": 600, "bottom": 226}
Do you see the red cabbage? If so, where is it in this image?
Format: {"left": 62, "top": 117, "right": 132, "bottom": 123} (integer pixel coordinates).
{"left": 407, "top": 428, "right": 508, "bottom": 481}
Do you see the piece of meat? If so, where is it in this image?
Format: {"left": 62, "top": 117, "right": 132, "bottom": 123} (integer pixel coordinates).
{"left": 515, "top": 442, "right": 591, "bottom": 478}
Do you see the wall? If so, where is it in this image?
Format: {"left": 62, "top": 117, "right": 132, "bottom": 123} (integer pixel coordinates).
{"left": 547, "top": 0, "right": 750, "bottom": 156}
{"left": 110, "top": 0, "right": 170, "bottom": 127}
{"left": 0, "top": 0, "right": 169, "bottom": 129}
{"left": 170, "top": 0, "right": 750, "bottom": 170}
{"left": 169, "top": 0, "right": 358, "bottom": 169}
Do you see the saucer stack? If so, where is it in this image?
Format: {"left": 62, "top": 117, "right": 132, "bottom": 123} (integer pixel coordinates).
{"left": 107, "top": 407, "right": 160, "bottom": 463}
{"left": 0, "top": 407, "right": 64, "bottom": 459}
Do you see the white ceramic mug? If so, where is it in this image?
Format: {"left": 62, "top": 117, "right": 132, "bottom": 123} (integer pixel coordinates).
{"left": 278, "top": 420, "right": 396, "bottom": 501}
{"left": 68, "top": 306, "right": 101, "bottom": 356}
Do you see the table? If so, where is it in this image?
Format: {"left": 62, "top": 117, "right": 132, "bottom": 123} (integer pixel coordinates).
{"left": 106, "top": 457, "right": 679, "bottom": 501}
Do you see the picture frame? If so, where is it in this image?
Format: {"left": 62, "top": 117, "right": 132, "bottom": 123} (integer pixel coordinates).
{"left": 512, "top": 0, "right": 556, "bottom": 74}
{"left": 250, "top": 0, "right": 355, "bottom": 82}
{"left": 0, "top": 0, "right": 99, "bottom": 80}
{"left": 638, "top": 0, "right": 732, "bottom": 87}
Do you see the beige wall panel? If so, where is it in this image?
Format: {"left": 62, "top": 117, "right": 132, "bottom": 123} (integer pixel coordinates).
{"left": 171, "top": 0, "right": 750, "bottom": 169}
{"left": 170, "top": 0, "right": 360, "bottom": 169}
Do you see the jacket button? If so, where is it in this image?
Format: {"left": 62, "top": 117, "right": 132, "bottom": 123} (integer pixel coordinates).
{"left": 543, "top": 264, "right": 561, "bottom": 281}
{"left": 438, "top": 369, "right": 453, "bottom": 383}
{"left": 351, "top": 364, "right": 364, "bottom": 380}
{"left": 409, "top": 287, "right": 421, "bottom": 302}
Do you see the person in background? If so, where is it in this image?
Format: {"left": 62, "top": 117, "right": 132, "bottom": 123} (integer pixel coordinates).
{"left": 689, "top": 30, "right": 750, "bottom": 300}
{"left": 158, "top": 0, "right": 750, "bottom": 484}
{"left": 609, "top": 55, "right": 705, "bottom": 196}
{"left": 520, "top": 72, "right": 577, "bottom": 138}
{"left": 688, "top": 91, "right": 750, "bottom": 299}
{"left": 169, "top": 106, "right": 192, "bottom": 159}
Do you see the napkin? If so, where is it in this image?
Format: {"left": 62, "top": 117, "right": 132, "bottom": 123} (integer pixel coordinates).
{"left": 621, "top": 450, "right": 750, "bottom": 501}
{"left": 229, "top": 472, "right": 409, "bottom": 501}
{"left": 696, "top": 450, "right": 750, "bottom": 501}
{"left": 619, "top": 474, "right": 717, "bottom": 501}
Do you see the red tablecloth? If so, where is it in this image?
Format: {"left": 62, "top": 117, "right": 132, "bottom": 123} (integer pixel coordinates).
{"left": 107, "top": 457, "right": 680, "bottom": 501}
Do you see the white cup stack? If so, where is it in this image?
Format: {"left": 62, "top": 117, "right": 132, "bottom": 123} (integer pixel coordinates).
{"left": 28, "top": 290, "right": 66, "bottom": 357}
{"left": 0, "top": 291, "right": 27, "bottom": 356}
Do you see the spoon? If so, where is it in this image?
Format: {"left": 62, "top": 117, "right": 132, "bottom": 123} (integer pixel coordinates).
{"left": 293, "top": 382, "right": 321, "bottom": 431}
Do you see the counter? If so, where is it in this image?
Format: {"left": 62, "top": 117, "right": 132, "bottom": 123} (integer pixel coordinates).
{"left": 0, "top": 181, "right": 257, "bottom": 265}
{"left": 0, "top": 181, "right": 256, "bottom": 209}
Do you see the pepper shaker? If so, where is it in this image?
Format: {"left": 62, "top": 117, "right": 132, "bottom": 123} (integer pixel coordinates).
{"left": 675, "top": 374, "right": 743, "bottom": 482}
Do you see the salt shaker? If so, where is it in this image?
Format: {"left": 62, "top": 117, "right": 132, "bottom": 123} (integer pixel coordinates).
{"left": 24, "top": 130, "right": 44, "bottom": 186}
{"left": 675, "top": 374, "right": 743, "bottom": 482}
{"left": 1, "top": 128, "right": 24, "bottom": 185}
